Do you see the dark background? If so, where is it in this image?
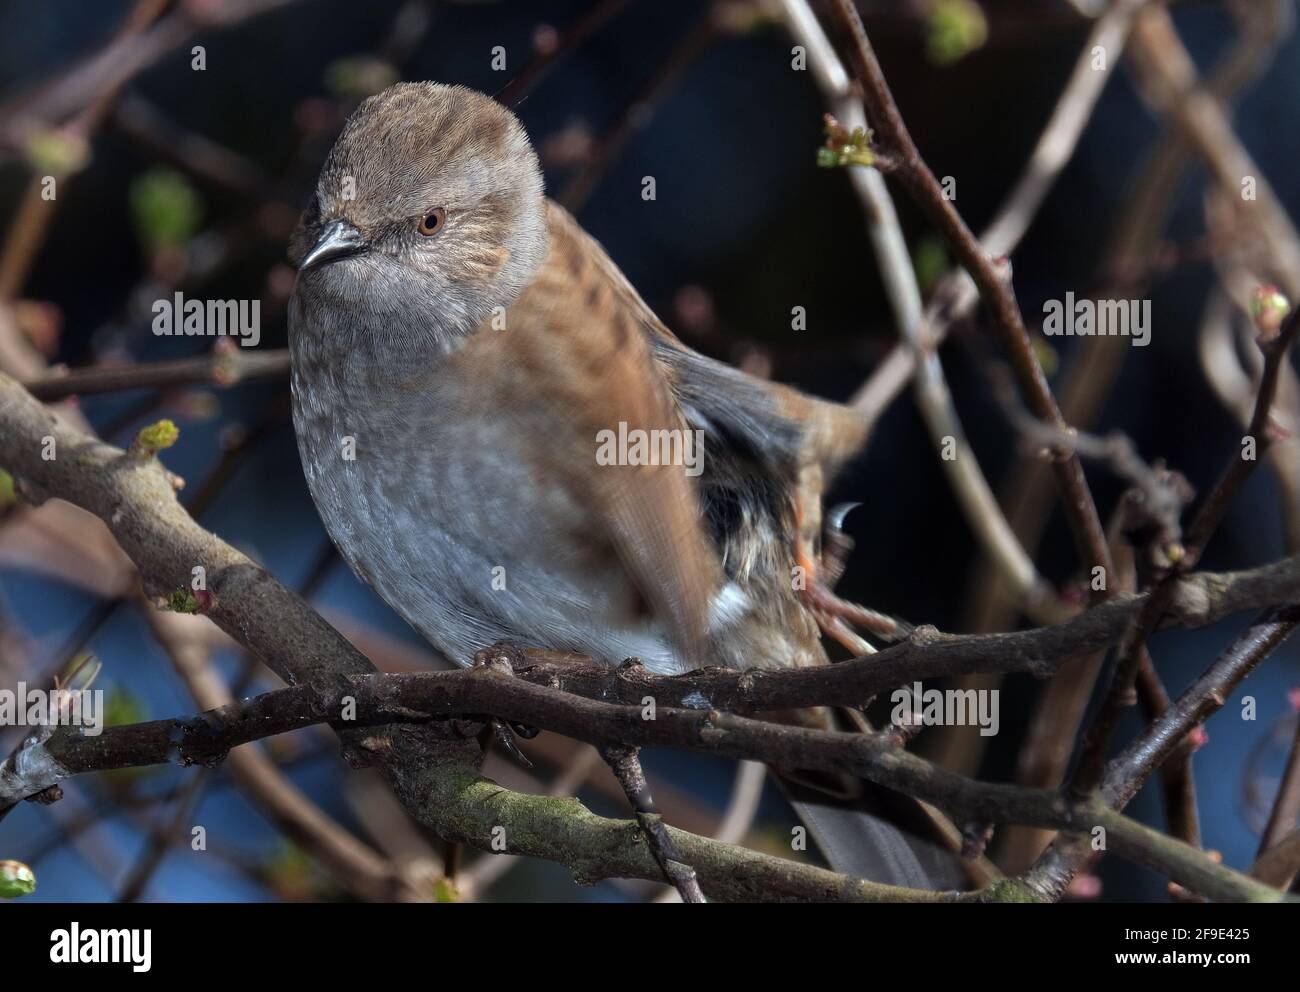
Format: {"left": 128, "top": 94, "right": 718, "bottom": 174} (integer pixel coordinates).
{"left": 1, "top": 0, "right": 1297, "bottom": 901}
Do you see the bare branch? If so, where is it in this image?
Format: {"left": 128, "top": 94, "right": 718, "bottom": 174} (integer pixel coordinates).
{"left": 21, "top": 345, "right": 291, "bottom": 402}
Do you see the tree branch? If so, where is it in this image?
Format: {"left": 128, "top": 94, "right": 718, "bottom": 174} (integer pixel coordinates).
{"left": 0, "top": 367, "right": 950, "bottom": 902}
{"left": 828, "top": 0, "right": 1113, "bottom": 594}
{"left": 0, "top": 651, "right": 1289, "bottom": 902}
{"left": 21, "top": 345, "right": 290, "bottom": 402}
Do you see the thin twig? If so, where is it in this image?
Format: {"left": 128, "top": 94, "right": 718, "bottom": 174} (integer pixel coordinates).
{"left": 20, "top": 345, "right": 291, "bottom": 402}
{"left": 1257, "top": 712, "right": 1300, "bottom": 866}
{"left": 1126, "top": 5, "right": 1300, "bottom": 295}
{"left": 827, "top": 0, "right": 1113, "bottom": 595}
{"left": 559, "top": 11, "right": 717, "bottom": 211}
{"left": 600, "top": 743, "right": 705, "bottom": 903}
{"left": 496, "top": 0, "right": 634, "bottom": 108}
{"left": 782, "top": 0, "right": 1059, "bottom": 618}
{"left": 1072, "top": 306, "right": 1300, "bottom": 795}
{"left": 1023, "top": 604, "right": 1300, "bottom": 902}
{"left": 1103, "top": 606, "right": 1300, "bottom": 809}
{"left": 987, "top": 2, "right": 1291, "bottom": 863}
{"left": 1, "top": 0, "right": 184, "bottom": 298}
{"left": 849, "top": 0, "right": 1149, "bottom": 423}
{"left": 1251, "top": 827, "right": 1300, "bottom": 889}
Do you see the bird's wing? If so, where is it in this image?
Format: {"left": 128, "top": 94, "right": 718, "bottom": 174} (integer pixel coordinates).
{"left": 535, "top": 205, "right": 962, "bottom": 889}
{"left": 492, "top": 204, "right": 729, "bottom": 667}
{"left": 541, "top": 203, "right": 871, "bottom": 484}
{"left": 541, "top": 202, "right": 876, "bottom": 629}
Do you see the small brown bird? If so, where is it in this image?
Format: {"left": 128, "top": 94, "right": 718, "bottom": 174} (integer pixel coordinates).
{"left": 288, "top": 82, "right": 949, "bottom": 887}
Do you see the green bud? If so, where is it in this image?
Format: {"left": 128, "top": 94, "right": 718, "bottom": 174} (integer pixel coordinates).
{"left": 817, "top": 122, "right": 876, "bottom": 170}
{"left": 163, "top": 589, "right": 201, "bottom": 614}
{"left": 816, "top": 147, "right": 841, "bottom": 168}
{"left": 134, "top": 419, "right": 180, "bottom": 455}
{"left": 912, "top": 236, "right": 949, "bottom": 295}
{"left": 129, "top": 169, "right": 202, "bottom": 252}
{"left": 0, "top": 860, "right": 36, "bottom": 898}
{"left": 928, "top": 0, "right": 988, "bottom": 66}
{"left": 24, "top": 129, "right": 90, "bottom": 176}
{"left": 433, "top": 877, "right": 459, "bottom": 903}
{"left": 1031, "top": 337, "right": 1059, "bottom": 378}
{"left": 104, "top": 686, "right": 149, "bottom": 728}
{"left": 1250, "top": 285, "right": 1291, "bottom": 338}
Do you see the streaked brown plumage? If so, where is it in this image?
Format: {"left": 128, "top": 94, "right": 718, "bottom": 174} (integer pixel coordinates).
{"left": 288, "top": 82, "right": 876, "bottom": 678}
{"left": 448, "top": 198, "right": 874, "bottom": 675}
{"left": 287, "top": 82, "right": 950, "bottom": 887}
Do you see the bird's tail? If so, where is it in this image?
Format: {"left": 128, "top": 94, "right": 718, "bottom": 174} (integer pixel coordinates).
{"left": 780, "top": 777, "right": 964, "bottom": 889}
{"left": 770, "top": 705, "right": 964, "bottom": 890}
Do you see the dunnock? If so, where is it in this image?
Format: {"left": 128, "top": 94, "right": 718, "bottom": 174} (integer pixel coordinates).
{"left": 288, "top": 82, "right": 952, "bottom": 887}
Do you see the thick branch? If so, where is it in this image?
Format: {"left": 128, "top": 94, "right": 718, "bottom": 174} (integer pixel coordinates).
{"left": 0, "top": 659, "right": 1287, "bottom": 902}
{"left": 4, "top": 364, "right": 1298, "bottom": 901}
{"left": 0, "top": 368, "right": 947, "bottom": 902}
{"left": 503, "top": 558, "right": 1300, "bottom": 711}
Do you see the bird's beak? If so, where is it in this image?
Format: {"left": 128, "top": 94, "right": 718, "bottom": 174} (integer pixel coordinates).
{"left": 299, "top": 219, "right": 367, "bottom": 270}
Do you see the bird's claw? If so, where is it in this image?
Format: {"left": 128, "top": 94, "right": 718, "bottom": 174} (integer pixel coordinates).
{"left": 798, "top": 500, "right": 912, "bottom": 654}
{"left": 490, "top": 718, "right": 534, "bottom": 769}
{"left": 469, "top": 647, "right": 537, "bottom": 767}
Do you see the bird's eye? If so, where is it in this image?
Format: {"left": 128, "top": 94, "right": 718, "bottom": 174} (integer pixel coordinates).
{"left": 417, "top": 208, "right": 446, "bottom": 237}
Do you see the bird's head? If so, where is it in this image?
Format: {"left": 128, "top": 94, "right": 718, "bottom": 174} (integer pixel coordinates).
{"left": 290, "top": 82, "right": 548, "bottom": 351}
